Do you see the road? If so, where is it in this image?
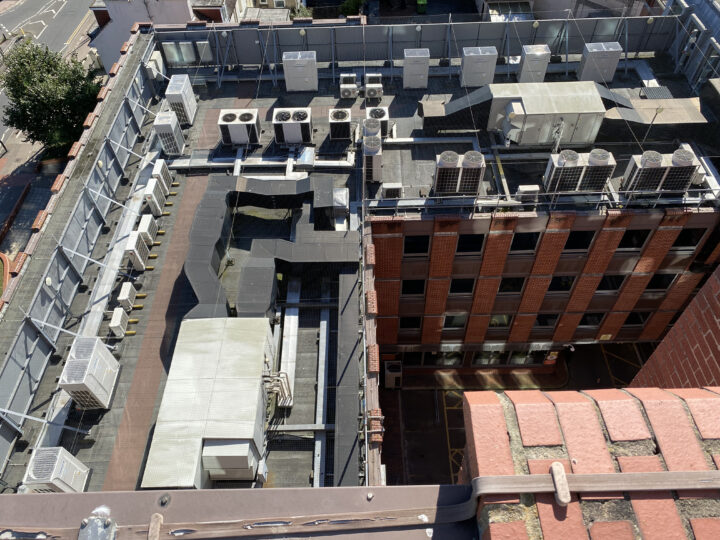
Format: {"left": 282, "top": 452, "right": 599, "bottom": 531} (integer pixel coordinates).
{"left": 0, "top": 0, "right": 93, "bottom": 139}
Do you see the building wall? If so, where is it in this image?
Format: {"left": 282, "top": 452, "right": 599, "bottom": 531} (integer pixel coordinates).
{"left": 369, "top": 207, "right": 720, "bottom": 370}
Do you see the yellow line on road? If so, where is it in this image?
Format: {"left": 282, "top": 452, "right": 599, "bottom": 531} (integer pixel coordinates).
{"left": 64, "top": 9, "right": 92, "bottom": 49}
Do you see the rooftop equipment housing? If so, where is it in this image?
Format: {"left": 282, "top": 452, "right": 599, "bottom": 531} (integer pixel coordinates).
{"left": 118, "top": 282, "right": 136, "bottom": 312}
{"left": 110, "top": 307, "right": 129, "bottom": 337}
{"left": 577, "top": 42, "right": 623, "bottom": 83}
{"left": 218, "top": 109, "right": 261, "bottom": 146}
{"left": 153, "top": 110, "right": 184, "bottom": 157}
{"left": 340, "top": 73, "right": 359, "bottom": 98}
{"left": 403, "top": 48, "right": 431, "bottom": 89}
{"left": 273, "top": 108, "right": 313, "bottom": 145}
{"left": 137, "top": 214, "right": 158, "bottom": 246}
{"left": 151, "top": 159, "right": 173, "bottom": 195}
{"left": 461, "top": 46, "right": 498, "bottom": 87}
{"left": 283, "top": 51, "right": 318, "bottom": 92}
{"left": 329, "top": 109, "right": 352, "bottom": 140}
{"left": 621, "top": 148, "right": 701, "bottom": 194}
{"left": 363, "top": 136, "right": 383, "bottom": 183}
{"left": 364, "top": 73, "right": 383, "bottom": 98}
{"left": 166, "top": 74, "right": 197, "bottom": 125}
{"left": 22, "top": 447, "right": 89, "bottom": 493}
{"left": 59, "top": 337, "right": 120, "bottom": 410}
{"left": 544, "top": 149, "right": 617, "bottom": 192}
{"left": 517, "top": 44, "right": 551, "bottom": 83}
{"left": 458, "top": 151, "right": 487, "bottom": 194}
{"left": 434, "top": 151, "right": 462, "bottom": 194}
{"left": 125, "top": 231, "right": 150, "bottom": 271}
{"left": 144, "top": 177, "right": 167, "bottom": 217}
{"left": 366, "top": 107, "right": 389, "bottom": 137}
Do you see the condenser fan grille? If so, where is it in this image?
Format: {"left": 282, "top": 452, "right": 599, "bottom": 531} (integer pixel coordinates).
{"left": 292, "top": 110, "right": 308, "bottom": 121}
{"left": 369, "top": 108, "right": 386, "bottom": 119}
{"left": 239, "top": 113, "right": 254, "bottom": 122}
{"left": 222, "top": 113, "right": 237, "bottom": 122}
{"left": 275, "top": 111, "right": 291, "bottom": 122}
{"left": 331, "top": 110, "right": 349, "bottom": 120}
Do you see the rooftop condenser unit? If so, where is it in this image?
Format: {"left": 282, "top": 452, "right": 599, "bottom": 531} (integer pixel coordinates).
{"left": 544, "top": 150, "right": 585, "bottom": 192}
{"left": 517, "top": 44, "right": 551, "bottom": 83}
{"left": 218, "top": 109, "right": 261, "bottom": 146}
{"left": 59, "top": 337, "right": 120, "bottom": 410}
{"left": 118, "top": 282, "right": 137, "bottom": 312}
{"left": 125, "top": 231, "right": 150, "bottom": 270}
{"left": 340, "top": 73, "right": 359, "bottom": 99}
{"left": 577, "top": 42, "right": 623, "bottom": 83}
{"left": 273, "top": 108, "right": 312, "bottom": 145}
{"left": 283, "top": 51, "right": 318, "bottom": 92}
{"left": 137, "top": 214, "right": 158, "bottom": 246}
{"left": 621, "top": 150, "right": 667, "bottom": 192}
{"left": 329, "top": 109, "right": 352, "bottom": 140}
{"left": 22, "top": 447, "right": 89, "bottom": 493}
{"left": 461, "top": 46, "right": 497, "bottom": 87}
{"left": 364, "top": 73, "right": 383, "bottom": 99}
{"left": 579, "top": 148, "right": 616, "bottom": 191}
{"left": 151, "top": 159, "right": 173, "bottom": 195}
{"left": 144, "top": 177, "right": 167, "bottom": 217}
{"left": 153, "top": 111, "right": 184, "bottom": 157}
{"left": 366, "top": 107, "right": 389, "bottom": 137}
{"left": 458, "top": 151, "right": 486, "bottom": 195}
{"left": 363, "top": 136, "right": 382, "bottom": 183}
{"left": 433, "top": 151, "right": 461, "bottom": 194}
{"left": 403, "top": 48, "right": 430, "bottom": 89}
{"left": 110, "top": 307, "right": 129, "bottom": 337}
{"left": 166, "top": 74, "right": 197, "bottom": 125}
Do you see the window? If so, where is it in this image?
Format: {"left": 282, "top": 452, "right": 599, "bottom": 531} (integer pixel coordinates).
{"left": 443, "top": 314, "right": 467, "bottom": 329}
{"left": 579, "top": 312, "right": 604, "bottom": 326}
{"left": 548, "top": 275, "right": 575, "bottom": 292}
{"left": 624, "top": 312, "right": 650, "bottom": 326}
{"left": 535, "top": 314, "right": 559, "bottom": 328}
{"left": 618, "top": 229, "right": 650, "bottom": 250}
{"left": 425, "top": 351, "right": 463, "bottom": 366}
{"left": 274, "top": 0, "right": 286, "bottom": 7}
{"left": 456, "top": 234, "right": 485, "bottom": 253}
{"left": 402, "top": 352, "right": 423, "bottom": 365}
{"left": 489, "top": 314, "right": 512, "bottom": 328}
{"left": 672, "top": 228, "right": 706, "bottom": 249}
{"left": 450, "top": 279, "right": 475, "bottom": 294}
{"left": 401, "top": 280, "right": 425, "bottom": 295}
{"left": 564, "top": 230, "right": 595, "bottom": 251}
{"left": 510, "top": 232, "right": 540, "bottom": 252}
{"left": 399, "top": 316, "right": 421, "bottom": 329}
{"left": 646, "top": 273, "right": 677, "bottom": 290}
{"left": 498, "top": 277, "right": 525, "bottom": 294}
{"left": 404, "top": 235, "right": 429, "bottom": 255}
{"left": 472, "top": 350, "right": 505, "bottom": 366}
{"left": 597, "top": 275, "right": 626, "bottom": 291}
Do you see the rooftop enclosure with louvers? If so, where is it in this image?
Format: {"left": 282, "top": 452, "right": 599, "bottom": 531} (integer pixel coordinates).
{"left": 543, "top": 149, "right": 617, "bottom": 193}
{"left": 621, "top": 147, "right": 703, "bottom": 194}
{"left": 59, "top": 337, "right": 120, "bottom": 410}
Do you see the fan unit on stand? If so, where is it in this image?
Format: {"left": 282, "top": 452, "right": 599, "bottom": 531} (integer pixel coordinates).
{"left": 340, "top": 73, "right": 359, "bottom": 99}
{"left": 366, "top": 107, "right": 389, "bottom": 137}
{"left": 329, "top": 109, "right": 352, "bottom": 140}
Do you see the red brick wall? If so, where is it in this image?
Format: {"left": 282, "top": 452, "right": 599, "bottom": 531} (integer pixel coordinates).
{"left": 631, "top": 266, "right": 720, "bottom": 387}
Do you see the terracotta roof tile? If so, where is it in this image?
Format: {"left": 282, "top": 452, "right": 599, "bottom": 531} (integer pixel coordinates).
{"left": 583, "top": 389, "right": 651, "bottom": 441}
{"left": 505, "top": 390, "right": 563, "bottom": 446}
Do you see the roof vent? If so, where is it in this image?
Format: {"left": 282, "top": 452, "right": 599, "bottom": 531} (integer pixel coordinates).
{"left": 292, "top": 110, "right": 308, "bottom": 121}
{"left": 331, "top": 109, "right": 349, "bottom": 121}
{"left": 438, "top": 151, "right": 460, "bottom": 167}
{"left": 369, "top": 108, "right": 387, "bottom": 119}
{"left": 672, "top": 148, "right": 695, "bottom": 167}
{"left": 275, "top": 110, "right": 291, "bottom": 122}
{"left": 640, "top": 150, "right": 663, "bottom": 168}
{"left": 364, "top": 136, "right": 382, "bottom": 151}
{"left": 462, "top": 151, "right": 484, "bottom": 166}
{"left": 588, "top": 148, "right": 611, "bottom": 166}
{"left": 222, "top": 113, "right": 237, "bottom": 122}
{"left": 558, "top": 149, "right": 580, "bottom": 167}
{"left": 239, "top": 112, "right": 254, "bottom": 122}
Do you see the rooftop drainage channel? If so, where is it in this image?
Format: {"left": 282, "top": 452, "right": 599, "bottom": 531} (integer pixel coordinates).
{"left": 169, "top": 155, "right": 354, "bottom": 172}
{"left": 313, "top": 281, "right": 331, "bottom": 487}
{"left": 279, "top": 277, "right": 301, "bottom": 409}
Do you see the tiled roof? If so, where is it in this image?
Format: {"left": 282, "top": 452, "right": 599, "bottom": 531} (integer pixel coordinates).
{"left": 461, "top": 388, "right": 720, "bottom": 539}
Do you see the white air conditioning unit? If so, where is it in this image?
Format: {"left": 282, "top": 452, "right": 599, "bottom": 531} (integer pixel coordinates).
{"left": 283, "top": 51, "right": 318, "bottom": 92}
{"left": 118, "top": 282, "right": 136, "bottom": 312}
{"left": 329, "top": 109, "right": 352, "bottom": 140}
{"left": 363, "top": 136, "right": 382, "bottom": 183}
{"left": 381, "top": 182, "right": 403, "bottom": 198}
{"left": 272, "top": 108, "right": 313, "bottom": 145}
{"left": 384, "top": 361, "right": 402, "bottom": 389}
{"left": 516, "top": 185, "right": 540, "bottom": 203}
{"left": 458, "top": 151, "right": 486, "bottom": 195}
{"left": 153, "top": 111, "right": 184, "bottom": 157}
{"left": 60, "top": 336, "right": 120, "bottom": 410}
{"left": 166, "top": 74, "right": 197, "bottom": 125}
{"left": 433, "top": 151, "right": 461, "bottom": 194}
{"left": 366, "top": 107, "right": 389, "bottom": 137}
{"left": 151, "top": 159, "right": 173, "bottom": 195}
{"left": 544, "top": 149, "right": 585, "bottom": 192}
{"left": 125, "top": 231, "right": 150, "bottom": 270}
{"left": 365, "top": 73, "right": 382, "bottom": 85}
{"left": 363, "top": 118, "right": 381, "bottom": 137}
{"left": 340, "top": 73, "right": 359, "bottom": 99}
{"left": 144, "top": 177, "right": 167, "bottom": 217}
{"left": 621, "top": 150, "right": 667, "bottom": 192}
{"left": 579, "top": 148, "right": 616, "bottom": 191}
{"left": 218, "top": 109, "right": 261, "bottom": 146}
{"left": 577, "top": 42, "right": 623, "bottom": 83}
{"left": 403, "top": 48, "right": 430, "bottom": 89}
{"left": 365, "top": 83, "right": 384, "bottom": 99}
{"left": 22, "top": 447, "right": 90, "bottom": 493}
{"left": 518, "top": 44, "right": 551, "bottom": 83}
{"left": 145, "top": 50, "right": 166, "bottom": 81}
{"left": 461, "top": 46, "right": 498, "bottom": 87}
{"left": 110, "top": 307, "right": 129, "bottom": 337}
{"left": 137, "top": 214, "right": 158, "bottom": 246}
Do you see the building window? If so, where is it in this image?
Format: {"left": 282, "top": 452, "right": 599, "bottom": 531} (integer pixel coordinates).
{"left": 456, "top": 234, "right": 485, "bottom": 253}
{"left": 443, "top": 313, "right": 468, "bottom": 329}
{"left": 449, "top": 278, "right": 475, "bottom": 295}
{"left": 579, "top": 312, "right": 604, "bottom": 327}
{"left": 402, "top": 351, "right": 423, "bottom": 365}
{"left": 646, "top": 273, "right": 677, "bottom": 291}
{"left": 624, "top": 312, "right": 650, "bottom": 326}
{"left": 472, "top": 350, "right": 504, "bottom": 366}
{"left": 489, "top": 314, "right": 512, "bottom": 327}
{"left": 399, "top": 316, "right": 421, "bottom": 329}
{"left": 498, "top": 277, "right": 525, "bottom": 294}
{"left": 534, "top": 314, "right": 559, "bottom": 328}
{"left": 672, "top": 228, "right": 706, "bottom": 249}
{"left": 425, "top": 351, "right": 463, "bottom": 366}
{"left": 404, "top": 235, "right": 429, "bottom": 255}
{"left": 564, "top": 230, "right": 595, "bottom": 251}
{"left": 618, "top": 229, "right": 651, "bottom": 250}
{"left": 597, "top": 274, "right": 626, "bottom": 291}
{"left": 548, "top": 275, "right": 575, "bottom": 292}
{"left": 401, "top": 280, "right": 425, "bottom": 295}
{"left": 510, "top": 232, "right": 540, "bottom": 252}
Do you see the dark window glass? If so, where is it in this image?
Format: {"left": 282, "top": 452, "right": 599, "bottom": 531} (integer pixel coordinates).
{"left": 449, "top": 279, "right": 474, "bottom": 294}
{"left": 646, "top": 273, "right": 677, "bottom": 290}
{"left": 624, "top": 312, "right": 651, "bottom": 326}
{"left": 399, "top": 316, "right": 421, "bottom": 329}
{"left": 672, "top": 228, "right": 706, "bottom": 248}
{"left": 564, "top": 230, "right": 595, "bottom": 251}
{"left": 535, "top": 314, "right": 559, "bottom": 327}
{"left": 489, "top": 314, "right": 512, "bottom": 327}
{"left": 579, "top": 312, "right": 604, "bottom": 326}
{"left": 510, "top": 232, "right": 540, "bottom": 252}
{"left": 548, "top": 275, "right": 575, "bottom": 292}
{"left": 456, "top": 234, "right": 485, "bottom": 253}
{"left": 472, "top": 350, "right": 506, "bottom": 366}
{"left": 499, "top": 277, "right": 525, "bottom": 293}
{"left": 597, "top": 275, "right": 626, "bottom": 291}
{"left": 401, "top": 280, "right": 425, "bottom": 295}
{"left": 402, "top": 352, "right": 423, "bottom": 365}
{"left": 618, "top": 229, "right": 650, "bottom": 249}
{"left": 425, "top": 351, "right": 463, "bottom": 366}
{"left": 404, "top": 235, "right": 429, "bottom": 254}
{"left": 443, "top": 314, "right": 467, "bottom": 329}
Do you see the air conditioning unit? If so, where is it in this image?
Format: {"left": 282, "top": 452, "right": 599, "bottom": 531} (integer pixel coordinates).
{"left": 283, "top": 51, "right": 318, "bottom": 92}
{"left": 579, "top": 148, "right": 616, "bottom": 191}
{"left": 118, "top": 282, "right": 136, "bottom": 312}
{"left": 366, "top": 107, "right": 389, "bottom": 137}
{"left": 272, "top": 108, "right": 312, "bottom": 145}
{"left": 365, "top": 73, "right": 382, "bottom": 85}
{"left": 110, "top": 307, "right": 129, "bottom": 337}
{"left": 458, "top": 151, "right": 486, "bottom": 195}
{"left": 403, "top": 48, "right": 430, "bottom": 89}
{"left": 153, "top": 111, "right": 184, "bottom": 157}
{"left": 22, "top": 447, "right": 90, "bottom": 493}
{"left": 125, "top": 231, "right": 150, "bottom": 270}
{"left": 577, "top": 42, "right": 623, "bottom": 83}
{"left": 218, "top": 109, "right": 261, "bottom": 146}
{"left": 363, "top": 118, "right": 381, "bottom": 137}
{"left": 518, "top": 44, "right": 551, "bottom": 83}
{"left": 137, "top": 214, "right": 158, "bottom": 246}
{"left": 665, "top": 148, "right": 701, "bottom": 192}
{"left": 461, "top": 46, "right": 498, "bottom": 87}
{"left": 384, "top": 361, "right": 402, "bottom": 389}
{"left": 340, "top": 73, "right": 359, "bottom": 99}
{"left": 363, "top": 136, "right": 382, "bottom": 183}
{"left": 516, "top": 185, "right": 540, "bottom": 203}
{"left": 381, "top": 182, "right": 403, "bottom": 198}
{"left": 144, "top": 177, "right": 167, "bottom": 217}
{"left": 544, "top": 149, "right": 585, "bottom": 192}
{"left": 151, "top": 159, "right": 172, "bottom": 195}
{"left": 145, "top": 50, "right": 165, "bottom": 82}
{"left": 433, "top": 151, "right": 461, "bottom": 194}
{"left": 364, "top": 73, "right": 383, "bottom": 98}
{"left": 621, "top": 150, "right": 667, "bottom": 192}
{"left": 329, "top": 109, "right": 352, "bottom": 140}
{"left": 60, "top": 336, "right": 120, "bottom": 410}
{"left": 166, "top": 74, "right": 197, "bottom": 125}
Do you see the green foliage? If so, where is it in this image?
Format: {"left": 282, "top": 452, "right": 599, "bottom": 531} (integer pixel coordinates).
{"left": 0, "top": 40, "right": 100, "bottom": 151}
{"left": 339, "top": 0, "right": 363, "bottom": 16}
{"left": 291, "top": 5, "right": 313, "bottom": 18}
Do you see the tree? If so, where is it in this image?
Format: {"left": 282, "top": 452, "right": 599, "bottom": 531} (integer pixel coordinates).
{"left": 291, "top": 5, "right": 313, "bottom": 18}
{"left": 0, "top": 40, "right": 100, "bottom": 152}
{"left": 339, "top": 0, "right": 363, "bottom": 16}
